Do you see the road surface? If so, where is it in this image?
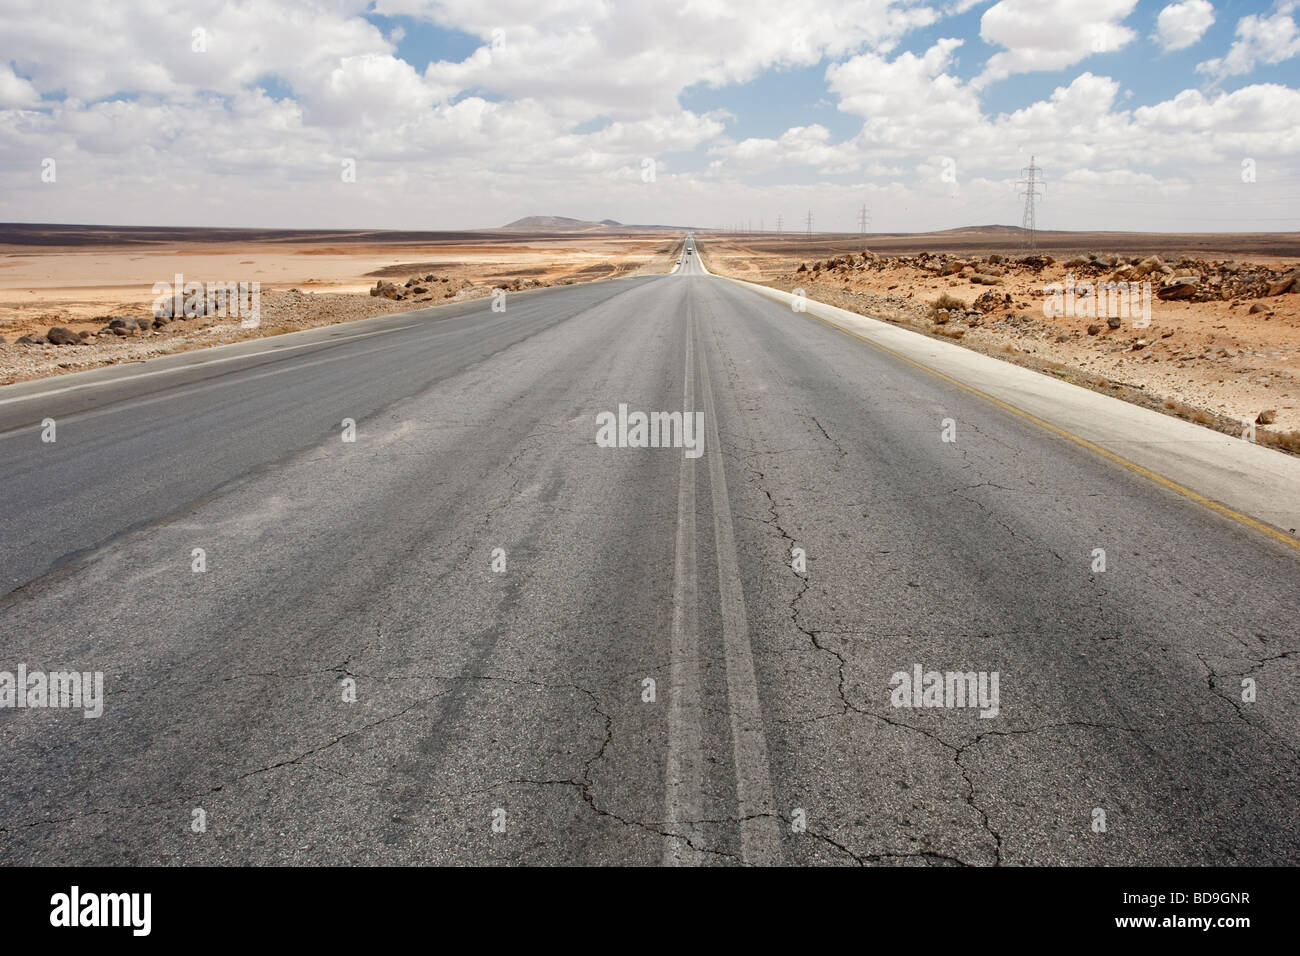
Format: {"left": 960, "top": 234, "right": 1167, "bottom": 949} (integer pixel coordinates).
{"left": 1, "top": 243, "right": 1297, "bottom": 865}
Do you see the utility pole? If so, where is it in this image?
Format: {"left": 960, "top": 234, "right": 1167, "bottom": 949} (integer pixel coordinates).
{"left": 857, "top": 203, "right": 871, "bottom": 235}
{"left": 1017, "top": 156, "right": 1044, "bottom": 251}
{"left": 805, "top": 209, "right": 813, "bottom": 241}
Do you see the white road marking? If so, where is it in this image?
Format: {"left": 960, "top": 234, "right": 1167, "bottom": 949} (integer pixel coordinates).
{"left": 0, "top": 323, "right": 420, "bottom": 408}
{"left": 663, "top": 301, "right": 708, "bottom": 865}
{"left": 696, "top": 306, "right": 786, "bottom": 866}
{"left": 0, "top": 335, "right": 422, "bottom": 439}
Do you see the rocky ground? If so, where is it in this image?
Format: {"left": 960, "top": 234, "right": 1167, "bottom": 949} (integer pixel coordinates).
{"left": 0, "top": 245, "right": 671, "bottom": 385}
{"left": 702, "top": 241, "right": 1300, "bottom": 455}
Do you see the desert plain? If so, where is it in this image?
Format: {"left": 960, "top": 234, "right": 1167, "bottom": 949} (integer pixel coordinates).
{"left": 2, "top": 221, "right": 1298, "bottom": 452}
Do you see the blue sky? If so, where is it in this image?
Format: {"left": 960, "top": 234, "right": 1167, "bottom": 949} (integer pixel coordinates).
{"left": 1, "top": 0, "right": 1298, "bottom": 231}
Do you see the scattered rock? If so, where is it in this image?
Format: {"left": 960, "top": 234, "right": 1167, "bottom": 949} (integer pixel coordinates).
{"left": 1257, "top": 409, "right": 1277, "bottom": 425}
{"left": 1107, "top": 316, "right": 1122, "bottom": 330}
{"left": 1157, "top": 276, "right": 1200, "bottom": 301}
{"left": 973, "top": 290, "right": 1009, "bottom": 312}
{"left": 1267, "top": 270, "right": 1299, "bottom": 296}
{"left": 46, "top": 326, "right": 80, "bottom": 345}
{"left": 1248, "top": 303, "right": 1273, "bottom": 314}
{"left": 16, "top": 334, "right": 48, "bottom": 345}
{"left": 1086, "top": 324, "right": 1102, "bottom": 336}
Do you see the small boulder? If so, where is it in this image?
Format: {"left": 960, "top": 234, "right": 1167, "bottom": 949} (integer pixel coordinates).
{"left": 1157, "top": 277, "right": 1199, "bottom": 301}
{"left": 1087, "top": 324, "right": 1102, "bottom": 335}
{"left": 1107, "top": 316, "right": 1123, "bottom": 329}
{"left": 1267, "top": 271, "right": 1299, "bottom": 296}
{"left": 1257, "top": 409, "right": 1277, "bottom": 425}
{"left": 46, "top": 326, "right": 80, "bottom": 345}
{"left": 16, "top": 333, "right": 48, "bottom": 345}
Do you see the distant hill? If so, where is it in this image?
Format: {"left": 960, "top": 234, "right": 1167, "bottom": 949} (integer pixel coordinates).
{"left": 500, "top": 216, "right": 698, "bottom": 232}
{"left": 502, "top": 216, "right": 621, "bottom": 231}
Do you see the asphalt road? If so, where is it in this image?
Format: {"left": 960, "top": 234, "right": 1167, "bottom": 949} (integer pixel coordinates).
{"left": 1, "top": 244, "right": 1297, "bottom": 865}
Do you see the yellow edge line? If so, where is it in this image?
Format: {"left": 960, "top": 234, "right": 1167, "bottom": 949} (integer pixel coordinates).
{"left": 784, "top": 301, "right": 1300, "bottom": 554}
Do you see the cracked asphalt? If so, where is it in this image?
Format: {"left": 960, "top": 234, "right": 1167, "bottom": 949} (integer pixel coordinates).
{"left": 1, "top": 249, "right": 1297, "bottom": 865}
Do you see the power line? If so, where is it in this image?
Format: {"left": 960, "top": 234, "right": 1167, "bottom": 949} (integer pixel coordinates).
{"left": 1017, "top": 156, "right": 1045, "bottom": 250}
{"left": 805, "top": 209, "right": 813, "bottom": 240}
{"left": 857, "top": 202, "right": 871, "bottom": 235}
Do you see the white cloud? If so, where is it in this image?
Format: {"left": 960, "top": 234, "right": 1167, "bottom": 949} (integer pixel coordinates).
{"left": 1197, "top": 3, "right": 1300, "bottom": 80}
{"left": 975, "top": 0, "right": 1138, "bottom": 87}
{"left": 0, "top": 0, "right": 1297, "bottom": 231}
{"left": 418, "top": 0, "right": 940, "bottom": 122}
{"left": 708, "top": 124, "right": 862, "bottom": 174}
{"left": 1154, "top": 1, "right": 1215, "bottom": 52}
{"left": 0, "top": 65, "right": 41, "bottom": 109}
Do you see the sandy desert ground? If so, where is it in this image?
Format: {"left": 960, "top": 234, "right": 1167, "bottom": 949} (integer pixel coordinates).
{"left": 0, "top": 225, "right": 679, "bottom": 384}
{"left": 5, "top": 222, "right": 1299, "bottom": 454}
{"left": 698, "top": 229, "right": 1300, "bottom": 452}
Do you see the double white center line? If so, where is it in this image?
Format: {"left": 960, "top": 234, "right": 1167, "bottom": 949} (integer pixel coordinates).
{"left": 664, "top": 299, "right": 785, "bottom": 866}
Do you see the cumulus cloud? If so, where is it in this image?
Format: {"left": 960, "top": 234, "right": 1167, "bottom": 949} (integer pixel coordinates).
{"left": 0, "top": 0, "right": 1297, "bottom": 231}
{"left": 1154, "top": 0, "right": 1215, "bottom": 52}
{"left": 419, "top": 0, "right": 940, "bottom": 122}
{"left": 975, "top": 0, "right": 1138, "bottom": 87}
{"left": 829, "top": 37, "right": 984, "bottom": 147}
{"left": 0, "top": 65, "right": 41, "bottom": 109}
{"left": 1197, "top": 3, "right": 1300, "bottom": 80}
